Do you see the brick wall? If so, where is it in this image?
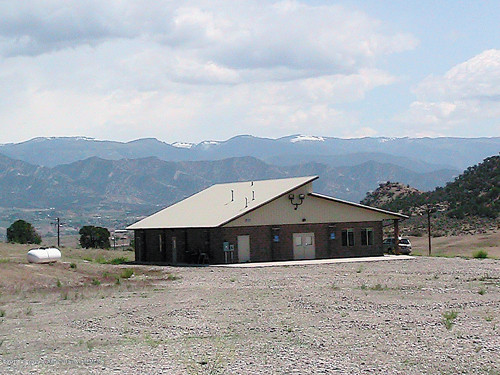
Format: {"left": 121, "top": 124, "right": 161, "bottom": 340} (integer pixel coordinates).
{"left": 220, "top": 221, "right": 383, "bottom": 263}
{"left": 135, "top": 220, "right": 383, "bottom": 264}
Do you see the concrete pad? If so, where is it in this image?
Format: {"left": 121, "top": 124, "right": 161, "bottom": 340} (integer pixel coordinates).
{"left": 212, "top": 254, "right": 414, "bottom": 268}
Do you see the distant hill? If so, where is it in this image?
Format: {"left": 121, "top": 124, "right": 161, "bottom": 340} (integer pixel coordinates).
{"left": 0, "top": 153, "right": 97, "bottom": 209}
{"left": 361, "top": 182, "right": 422, "bottom": 207}
{"left": 361, "top": 155, "right": 500, "bottom": 236}
{"left": 1, "top": 135, "right": 498, "bottom": 171}
{"left": 364, "top": 155, "right": 500, "bottom": 219}
{"left": 0, "top": 153, "right": 457, "bottom": 210}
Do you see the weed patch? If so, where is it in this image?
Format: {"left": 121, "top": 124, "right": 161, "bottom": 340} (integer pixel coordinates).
{"left": 109, "top": 257, "right": 128, "bottom": 265}
{"left": 443, "top": 311, "right": 458, "bottom": 330}
{"left": 144, "top": 334, "right": 161, "bottom": 348}
{"left": 121, "top": 269, "right": 134, "bottom": 279}
{"left": 472, "top": 250, "right": 488, "bottom": 259}
{"left": 370, "top": 284, "right": 388, "bottom": 291}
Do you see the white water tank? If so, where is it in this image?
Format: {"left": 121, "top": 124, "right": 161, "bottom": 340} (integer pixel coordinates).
{"left": 27, "top": 248, "right": 61, "bottom": 263}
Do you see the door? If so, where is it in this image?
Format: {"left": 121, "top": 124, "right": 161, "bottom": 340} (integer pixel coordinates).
{"left": 293, "top": 233, "right": 315, "bottom": 260}
{"left": 172, "top": 237, "right": 177, "bottom": 264}
{"left": 237, "top": 235, "right": 250, "bottom": 263}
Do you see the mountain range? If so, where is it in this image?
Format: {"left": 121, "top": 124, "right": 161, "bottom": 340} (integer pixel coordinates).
{"left": 1, "top": 135, "right": 499, "bottom": 171}
{"left": 0, "top": 153, "right": 458, "bottom": 211}
{"left": 0, "top": 135, "right": 498, "bottom": 234}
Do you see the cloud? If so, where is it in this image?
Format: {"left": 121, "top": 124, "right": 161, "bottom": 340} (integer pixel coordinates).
{"left": 0, "top": 1, "right": 417, "bottom": 142}
{"left": 397, "top": 49, "right": 500, "bottom": 134}
{"left": 0, "top": 1, "right": 417, "bottom": 79}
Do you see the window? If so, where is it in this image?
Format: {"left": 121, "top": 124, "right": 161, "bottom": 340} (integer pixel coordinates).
{"left": 295, "top": 236, "right": 302, "bottom": 246}
{"left": 341, "top": 229, "right": 354, "bottom": 246}
{"left": 361, "top": 228, "right": 374, "bottom": 246}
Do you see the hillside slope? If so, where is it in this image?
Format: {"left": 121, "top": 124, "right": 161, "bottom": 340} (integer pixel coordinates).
{"left": 361, "top": 155, "right": 500, "bottom": 236}
{"left": 367, "top": 155, "right": 499, "bottom": 218}
{"left": 0, "top": 153, "right": 458, "bottom": 211}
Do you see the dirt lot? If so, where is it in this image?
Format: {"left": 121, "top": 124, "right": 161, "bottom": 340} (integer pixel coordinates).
{"left": 0, "top": 244, "right": 499, "bottom": 374}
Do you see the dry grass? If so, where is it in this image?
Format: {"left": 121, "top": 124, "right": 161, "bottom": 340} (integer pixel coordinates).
{"left": 409, "top": 231, "right": 500, "bottom": 258}
{"left": 0, "top": 243, "right": 137, "bottom": 294}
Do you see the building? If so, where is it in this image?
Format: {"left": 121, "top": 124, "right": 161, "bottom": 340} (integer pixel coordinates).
{"left": 127, "top": 176, "right": 407, "bottom": 264}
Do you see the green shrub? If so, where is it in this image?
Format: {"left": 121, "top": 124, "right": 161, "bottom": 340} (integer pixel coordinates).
{"left": 120, "top": 269, "right": 134, "bottom": 279}
{"left": 443, "top": 311, "right": 458, "bottom": 330}
{"left": 370, "top": 284, "right": 387, "bottom": 291}
{"left": 109, "top": 257, "right": 128, "bottom": 265}
{"left": 472, "top": 250, "right": 488, "bottom": 259}
{"left": 95, "top": 256, "right": 107, "bottom": 264}
{"left": 91, "top": 278, "right": 101, "bottom": 286}
{"left": 70, "top": 262, "right": 77, "bottom": 269}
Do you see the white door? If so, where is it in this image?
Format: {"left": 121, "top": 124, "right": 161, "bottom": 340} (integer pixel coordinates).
{"left": 237, "top": 235, "right": 250, "bottom": 262}
{"left": 293, "top": 233, "right": 315, "bottom": 260}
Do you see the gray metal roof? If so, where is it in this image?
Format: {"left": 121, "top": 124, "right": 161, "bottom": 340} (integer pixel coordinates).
{"left": 127, "top": 176, "right": 318, "bottom": 229}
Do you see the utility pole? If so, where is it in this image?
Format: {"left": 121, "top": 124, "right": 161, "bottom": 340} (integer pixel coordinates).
{"left": 51, "top": 217, "right": 62, "bottom": 248}
{"left": 427, "top": 208, "right": 432, "bottom": 256}
{"left": 56, "top": 217, "right": 60, "bottom": 248}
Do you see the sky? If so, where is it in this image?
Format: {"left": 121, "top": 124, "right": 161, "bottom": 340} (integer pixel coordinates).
{"left": 0, "top": 0, "right": 498, "bottom": 144}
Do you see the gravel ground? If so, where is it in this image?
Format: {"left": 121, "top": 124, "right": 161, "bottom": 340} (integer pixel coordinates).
{"left": 0, "top": 257, "right": 499, "bottom": 374}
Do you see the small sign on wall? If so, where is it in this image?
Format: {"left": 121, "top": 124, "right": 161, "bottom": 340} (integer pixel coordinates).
{"left": 330, "top": 232, "right": 336, "bottom": 240}
{"left": 273, "top": 235, "right": 280, "bottom": 242}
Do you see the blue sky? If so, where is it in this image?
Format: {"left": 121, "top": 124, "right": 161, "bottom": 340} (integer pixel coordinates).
{"left": 0, "top": 0, "right": 498, "bottom": 143}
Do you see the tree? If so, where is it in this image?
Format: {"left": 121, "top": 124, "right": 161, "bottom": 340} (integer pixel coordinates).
{"left": 6, "top": 219, "right": 42, "bottom": 244}
{"left": 79, "top": 226, "right": 110, "bottom": 249}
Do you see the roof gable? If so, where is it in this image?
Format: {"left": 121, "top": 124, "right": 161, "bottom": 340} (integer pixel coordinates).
{"left": 127, "top": 176, "right": 318, "bottom": 229}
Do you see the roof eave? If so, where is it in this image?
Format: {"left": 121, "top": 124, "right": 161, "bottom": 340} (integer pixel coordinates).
{"left": 309, "top": 192, "right": 409, "bottom": 219}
